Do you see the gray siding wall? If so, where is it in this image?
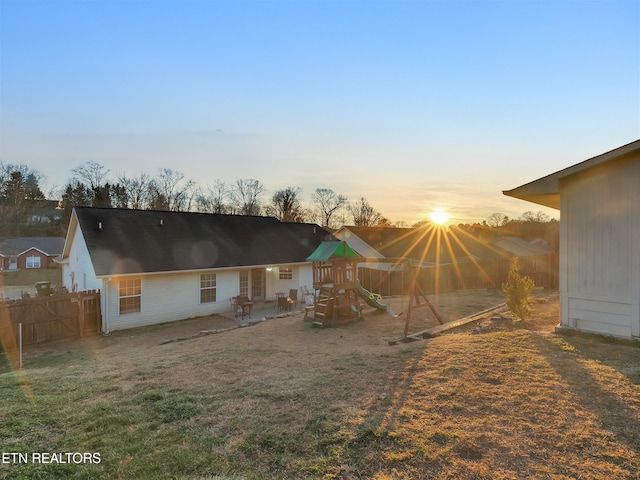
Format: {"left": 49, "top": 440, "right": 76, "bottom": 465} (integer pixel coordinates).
{"left": 560, "top": 155, "right": 640, "bottom": 338}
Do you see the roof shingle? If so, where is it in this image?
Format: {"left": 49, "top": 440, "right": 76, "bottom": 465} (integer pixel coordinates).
{"left": 73, "top": 207, "right": 334, "bottom": 276}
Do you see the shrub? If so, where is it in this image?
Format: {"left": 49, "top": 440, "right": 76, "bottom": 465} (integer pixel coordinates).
{"left": 502, "top": 258, "right": 535, "bottom": 321}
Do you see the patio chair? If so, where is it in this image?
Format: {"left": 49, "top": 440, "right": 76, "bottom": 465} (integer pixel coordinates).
{"left": 277, "top": 296, "right": 292, "bottom": 313}
{"left": 288, "top": 289, "right": 299, "bottom": 308}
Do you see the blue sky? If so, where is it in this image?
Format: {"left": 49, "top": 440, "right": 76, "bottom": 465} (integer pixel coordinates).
{"left": 1, "top": 0, "right": 638, "bottom": 224}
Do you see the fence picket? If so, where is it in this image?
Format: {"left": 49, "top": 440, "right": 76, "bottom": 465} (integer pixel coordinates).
{"left": 0, "top": 290, "right": 101, "bottom": 349}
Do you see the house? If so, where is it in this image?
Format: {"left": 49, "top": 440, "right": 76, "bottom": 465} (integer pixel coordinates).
{"left": 26, "top": 199, "right": 63, "bottom": 225}
{"left": 334, "top": 225, "right": 502, "bottom": 266}
{"left": 59, "top": 207, "right": 333, "bottom": 333}
{"left": 0, "top": 237, "right": 64, "bottom": 270}
{"left": 333, "top": 225, "right": 510, "bottom": 293}
{"left": 489, "top": 236, "right": 552, "bottom": 257}
{"left": 504, "top": 139, "right": 640, "bottom": 339}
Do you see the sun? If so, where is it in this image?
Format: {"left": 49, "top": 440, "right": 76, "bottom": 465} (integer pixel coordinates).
{"left": 428, "top": 209, "right": 451, "bottom": 225}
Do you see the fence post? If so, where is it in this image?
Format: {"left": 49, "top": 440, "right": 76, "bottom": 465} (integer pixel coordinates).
{"left": 78, "top": 293, "right": 85, "bottom": 338}
{"left": 19, "top": 323, "right": 23, "bottom": 369}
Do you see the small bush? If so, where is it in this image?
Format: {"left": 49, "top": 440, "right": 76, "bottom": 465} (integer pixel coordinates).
{"left": 502, "top": 258, "right": 535, "bottom": 321}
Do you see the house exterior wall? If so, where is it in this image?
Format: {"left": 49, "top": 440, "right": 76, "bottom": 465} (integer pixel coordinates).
{"left": 16, "top": 249, "right": 59, "bottom": 269}
{"left": 266, "top": 265, "right": 312, "bottom": 300}
{"left": 103, "top": 269, "right": 238, "bottom": 331}
{"left": 559, "top": 156, "right": 640, "bottom": 338}
{"left": 62, "top": 224, "right": 102, "bottom": 294}
{"left": 101, "top": 263, "right": 313, "bottom": 332}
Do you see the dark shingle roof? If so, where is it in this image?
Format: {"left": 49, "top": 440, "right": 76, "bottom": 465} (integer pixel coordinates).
{"left": 0, "top": 237, "right": 65, "bottom": 256}
{"left": 345, "top": 226, "right": 504, "bottom": 264}
{"left": 73, "top": 207, "right": 334, "bottom": 276}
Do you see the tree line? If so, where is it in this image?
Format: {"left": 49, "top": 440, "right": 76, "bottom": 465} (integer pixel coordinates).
{"left": 0, "top": 161, "right": 391, "bottom": 235}
{"left": 0, "top": 160, "right": 558, "bottom": 244}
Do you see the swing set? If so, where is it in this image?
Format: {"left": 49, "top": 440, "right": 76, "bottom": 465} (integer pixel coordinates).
{"left": 360, "top": 258, "right": 444, "bottom": 337}
{"left": 307, "top": 242, "right": 443, "bottom": 336}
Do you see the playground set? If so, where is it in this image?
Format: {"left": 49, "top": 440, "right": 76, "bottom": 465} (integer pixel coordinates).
{"left": 306, "top": 241, "right": 443, "bottom": 334}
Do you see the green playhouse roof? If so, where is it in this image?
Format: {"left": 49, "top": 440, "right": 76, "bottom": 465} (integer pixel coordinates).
{"left": 306, "top": 241, "right": 362, "bottom": 262}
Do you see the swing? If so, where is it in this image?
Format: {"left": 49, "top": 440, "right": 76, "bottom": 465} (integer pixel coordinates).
{"left": 378, "top": 260, "right": 406, "bottom": 318}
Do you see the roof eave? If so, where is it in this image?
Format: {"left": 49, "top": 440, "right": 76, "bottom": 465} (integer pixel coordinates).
{"left": 503, "top": 139, "right": 640, "bottom": 210}
{"left": 502, "top": 190, "right": 560, "bottom": 210}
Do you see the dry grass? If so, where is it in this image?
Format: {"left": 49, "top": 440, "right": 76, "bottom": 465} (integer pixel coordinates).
{"left": 1, "top": 290, "right": 639, "bottom": 479}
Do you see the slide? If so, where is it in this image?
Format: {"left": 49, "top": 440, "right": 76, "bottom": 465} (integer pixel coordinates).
{"left": 356, "top": 281, "right": 399, "bottom": 318}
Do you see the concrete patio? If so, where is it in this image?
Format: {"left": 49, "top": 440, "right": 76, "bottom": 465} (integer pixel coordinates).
{"left": 218, "top": 298, "right": 310, "bottom": 323}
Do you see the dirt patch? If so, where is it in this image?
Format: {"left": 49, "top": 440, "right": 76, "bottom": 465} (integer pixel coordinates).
{"left": 442, "top": 293, "right": 560, "bottom": 336}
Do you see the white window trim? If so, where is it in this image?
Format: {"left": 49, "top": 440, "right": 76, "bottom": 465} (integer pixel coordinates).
{"left": 200, "top": 273, "right": 217, "bottom": 304}
{"left": 119, "top": 278, "right": 141, "bottom": 315}
{"left": 26, "top": 256, "right": 41, "bottom": 269}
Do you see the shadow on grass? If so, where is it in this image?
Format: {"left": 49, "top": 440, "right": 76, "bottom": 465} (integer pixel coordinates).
{"left": 534, "top": 331, "right": 640, "bottom": 453}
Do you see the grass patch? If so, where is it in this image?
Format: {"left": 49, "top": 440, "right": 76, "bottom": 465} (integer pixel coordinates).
{"left": 2, "top": 296, "right": 639, "bottom": 478}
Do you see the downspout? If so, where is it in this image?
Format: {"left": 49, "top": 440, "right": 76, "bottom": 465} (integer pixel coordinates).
{"left": 103, "top": 277, "right": 111, "bottom": 335}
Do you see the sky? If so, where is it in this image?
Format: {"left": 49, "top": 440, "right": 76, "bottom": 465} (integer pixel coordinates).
{"left": 1, "top": 0, "right": 638, "bottom": 226}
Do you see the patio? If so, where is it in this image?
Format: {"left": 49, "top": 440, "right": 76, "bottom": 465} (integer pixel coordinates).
{"left": 218, "top": 297, "right": 310, "bottom": 323}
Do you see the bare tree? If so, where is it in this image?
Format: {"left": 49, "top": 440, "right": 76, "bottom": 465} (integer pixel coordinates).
{"left": 267, "top": 187, "right": 308, "bottom": 222}
{"left": 520, "top": 210, "right": 550, "bottom": 223}
{"left": 229, "top": 178, "right": 265, "bottom": 216}
{"left": 348, "top": 197, "right": 383, "bottom": 227}
{"left": 71, "top": 161, "right": 110, "bottom": 190}
{"left": 485, "top": 212, "right": 509, "bottom": 228}
{"left": 116, "top": 172, "right": 152, "bottom": 210}
{"left": 196, "top": 180, "right": 229, "bottom": 214}
{"left": 148, "top": 168, "right": 195, "bottom": 212}
{"left": 69, "top": 161, "right": 114, "bottom": 207}
{"left": 311, "top": 188, "right": 347, "bottom": 227}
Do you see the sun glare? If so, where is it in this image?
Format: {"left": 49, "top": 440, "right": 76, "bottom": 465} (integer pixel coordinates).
{"left": 428, "top": 209, "right": 451, "bottom": 225}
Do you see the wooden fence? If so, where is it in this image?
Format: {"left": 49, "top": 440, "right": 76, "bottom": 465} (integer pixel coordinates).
{"left": 0, "top": 290, "right": 101, "bottom": 349}
{"left": 359, "top": 254, "right": 559, "bottom": 296}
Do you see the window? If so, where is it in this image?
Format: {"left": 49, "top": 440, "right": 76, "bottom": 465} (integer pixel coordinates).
{"left": 26, "top": 256, "right": 41, "bottom": 269}
{"left": 239, "top": 271, "right": 249, "bottom": 297}
{"left": 279, "top": 267, "right": 292, "bottom": 280}
{"left": 200, "top": 273, "right": 217, "bottom": 303}
{"left": 119, "top": 279, "right": 141, "bottom": 314}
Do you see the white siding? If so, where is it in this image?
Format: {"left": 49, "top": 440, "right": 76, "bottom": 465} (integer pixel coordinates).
{"left": 265, "top": 264, "right": 312, "bottom": 302}
{"left": 297, "top": 264, "right": 313, "bottom": 294}
{"left": 62, "top": 224, "right": 102, "bottom": 294}
{"left": 105, "top": 270, "right": 238, "bottom": 331}
{"left": 103, "top": 263, "right": 314, "bottom": 331}
{"left": 560, "top": 156, "right": 640, "bottom": 338}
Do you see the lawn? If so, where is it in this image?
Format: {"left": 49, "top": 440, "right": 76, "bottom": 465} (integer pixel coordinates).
{"left": 1, "top": 291, "right": 639, "bottom": 479}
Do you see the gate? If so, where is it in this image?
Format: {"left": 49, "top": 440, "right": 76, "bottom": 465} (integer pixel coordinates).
{"left": 0, "top": 290, "right": 101, "bottom": 348}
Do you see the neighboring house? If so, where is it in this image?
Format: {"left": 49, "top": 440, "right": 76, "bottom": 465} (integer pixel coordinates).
{"left": 504, "top": 139, "right": 640, "bottom": 340}
{"left": 333, "top": 225, "right": 511, "bottom": 293}
{"left": 0, "top": 237, "right": 64, "bottom": 271}
{"left": 489, "top": 235, "right": 558, "bottom": 288}
{"left": 0, "top": 200, "right": 62, "bottom": 231}
{"left": 490, "top": 236, "right": 552, "bottom": 258}
{"left": 59, "top": 207, "right": 333, "bottom": 333}
{"left": 334, "top": 225, "right": 503, "bottom": 266}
